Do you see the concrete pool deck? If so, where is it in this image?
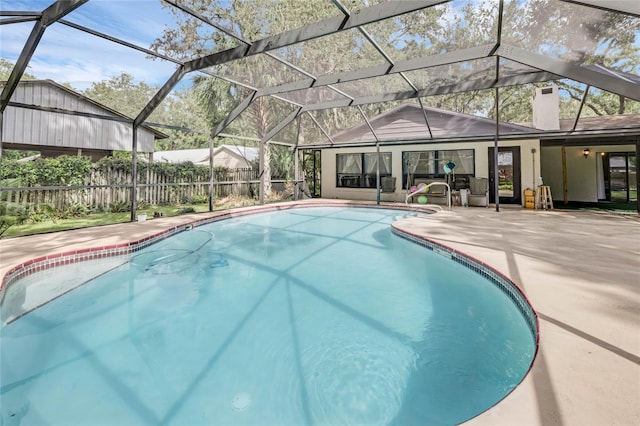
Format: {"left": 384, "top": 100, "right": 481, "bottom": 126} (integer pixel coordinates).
{"left": 1, "top": 200, "right": 639, "bottom": 425}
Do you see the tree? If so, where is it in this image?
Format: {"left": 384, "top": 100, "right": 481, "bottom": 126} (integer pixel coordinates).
{"left": 150, "top": 0, "right": 337, "bottom": 197}
{"left": 82, "top": 72, "right": 210, "bottom": 150}
{"left": 82, "top": 72, "right": 157, "bottom": 118}
{"left": 150, "top": 0, "right": 639, "bottom": 157}
{"left": 0, "top": 58, "right": 36, "bottom": 81}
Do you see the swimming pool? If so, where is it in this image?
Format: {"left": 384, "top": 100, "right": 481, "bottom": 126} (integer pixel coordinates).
{"left": 1, "top": 206, "right": 537, "bottom": 425}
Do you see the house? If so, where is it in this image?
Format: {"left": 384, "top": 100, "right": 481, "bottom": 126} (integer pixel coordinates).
{"left": 1, "top": 80, "right": 166, "bottom": 160}
{"left": 152, "top": 144, "right": 259, "bottom": 169}
{"left": 318, "top": 87, "right": 639, "bottom": 207}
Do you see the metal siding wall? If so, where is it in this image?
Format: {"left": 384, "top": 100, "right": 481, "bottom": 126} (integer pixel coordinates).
{"left": 4, "top": 83, "right": 155, "bottom": 153}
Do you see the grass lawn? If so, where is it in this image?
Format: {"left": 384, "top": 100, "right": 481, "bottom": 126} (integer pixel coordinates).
{"left": 3, "top": 203, "right": 216, "bottom": 238}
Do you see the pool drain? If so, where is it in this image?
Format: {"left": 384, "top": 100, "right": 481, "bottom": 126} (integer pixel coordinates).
{"left": 232, "top": 392, "right": 252, "bottom": 412}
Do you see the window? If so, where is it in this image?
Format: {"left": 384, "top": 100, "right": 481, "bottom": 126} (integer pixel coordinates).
{"left": 402, "top": 149, "right": 474, "bottom": 189}
{"left": 337, "top": 152, "right": 392, "bottom": 188}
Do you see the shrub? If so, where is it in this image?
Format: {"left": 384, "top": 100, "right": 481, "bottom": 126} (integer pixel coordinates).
{"left": 109, "top": 201, "right": 130, "bottom": 213}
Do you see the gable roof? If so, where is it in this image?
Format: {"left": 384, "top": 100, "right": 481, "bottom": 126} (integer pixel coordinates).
{"left": 329, "top": 102, "right": 640, "bottom": 144}
{"left": 331, "top": 103, "right": 537, "bottom": 144}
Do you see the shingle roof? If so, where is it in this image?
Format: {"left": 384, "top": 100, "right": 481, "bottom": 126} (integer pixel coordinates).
{"left": 331, "top": 103, "right": 537, "bottom": 143}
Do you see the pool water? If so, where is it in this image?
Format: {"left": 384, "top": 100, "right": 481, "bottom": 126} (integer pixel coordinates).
{"left": 1, "top": 207, "right": 536, "bottom": 425}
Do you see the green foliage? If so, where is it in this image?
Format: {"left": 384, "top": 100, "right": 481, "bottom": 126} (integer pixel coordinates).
{"left": 109, "top": 201, "right": 130, "bottom": 213}
{"left": 1, "top": 155, "right": 91, "bottom": 186}
{"left": 82, "top": 73, "right": 156, "bottom": 118}
{"left": 95, "top": 156, "right": 132, "bottom": 173}
{"left": 0, "top": 58, "right": 36, "bottom": 80}
{"left": 62, "top": 203, "right": 90, "bottom": 218}
{"left": 25, "top": 204, "right": 58, "bottom": 224}
{"left": 176, "top": 207, "right": 195, "bottom": 214}
{"left": 191, "top": 194, "right": 208, "bottom": 204}
{"left": 0, "top": 201, "right": 28, "bottom": 237}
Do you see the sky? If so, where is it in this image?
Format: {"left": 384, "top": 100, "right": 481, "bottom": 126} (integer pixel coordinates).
{"left": 0, "top": 0, "right": 192, "bottom": 91}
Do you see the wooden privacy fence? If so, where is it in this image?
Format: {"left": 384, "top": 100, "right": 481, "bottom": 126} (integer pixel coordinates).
{"left": 0, "top": 168, "right": 261, "bottom": 211}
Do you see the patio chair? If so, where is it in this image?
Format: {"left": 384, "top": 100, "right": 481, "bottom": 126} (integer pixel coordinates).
{"left": 468, "top": 177, "right": 489, "bottom": 207}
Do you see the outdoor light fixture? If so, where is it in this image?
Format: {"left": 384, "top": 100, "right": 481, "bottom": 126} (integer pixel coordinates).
{"left": 583, "top": 148, "right": 591, "bottom": 158}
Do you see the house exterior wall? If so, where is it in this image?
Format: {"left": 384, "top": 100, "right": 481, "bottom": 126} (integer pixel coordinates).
{"left": 321, "top": 139, "right": 541, "bottom": 205}
{"left": 541, "top": 144, "right": 635, "bottom": 202}
{"left": 3, "top": 82, "right": 155, "bottom": 153}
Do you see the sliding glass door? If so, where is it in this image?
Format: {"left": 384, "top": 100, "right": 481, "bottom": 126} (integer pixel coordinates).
{"left": 604, "top": 153, "right": 637, "bottom": 203}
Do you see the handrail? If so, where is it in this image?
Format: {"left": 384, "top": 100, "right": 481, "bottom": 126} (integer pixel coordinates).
{"left": 405, "top": 182, "right": 451, "bottom": 210}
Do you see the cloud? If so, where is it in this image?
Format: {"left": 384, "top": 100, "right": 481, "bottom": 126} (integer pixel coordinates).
{"left": 0, "top": 0, "right": 186, "bottom": 90}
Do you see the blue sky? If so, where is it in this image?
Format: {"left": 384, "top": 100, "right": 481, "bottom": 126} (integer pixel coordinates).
{"left": 0, "top": 0, "right": 187, "bottom": 91}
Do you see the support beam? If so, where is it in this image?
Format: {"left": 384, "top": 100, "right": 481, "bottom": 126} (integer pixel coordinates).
{"left": 300, "top": 70, "right": 560, "bottom": 112}
{"left": 0, "top": 17, "right": 39, "bottom": 25}
{"left": 60, "top": 19, "right": 183, "bottom": 65}
{"left": 212, "top": 91, "right": 257, "bottom": 137}
{"left": 257, "top": 107, "right": 302, "bottom": 204}
{"left": 209, "top": 133, "right": 215, "bottom": 212}
{"left": 130, "top": 125, "right": 138, "bottom": 222}
{"left": 0, "top": 0, "right": 88, "bottom": 113}
{"left": 184, "top": 1, "right": 448, "bottom": 73}
{"left": 134, "top": 66, "right": 186, "bottom": 128}
{"left": 0, "top": 11, "right": 42, "bottom": 17}
{"left": 560, "top": 0, "right": 640, "bottom": 17}
{"left": 561, "top": 145, "right": 568, "bottom": 204}
{"left": 0, "top": 111, "right": 4, "bottom": 180}
{"left": 497, "top": 44, "right": 640, "bottom": 101}
{"left": 571, "top": 85, "right": 590, "bottom": 132}
{"left": 8, "top": 101, "right": 134, "bottom": 123}
{"left": 416, "top": 97, "right": 433, "bottom": 139}
{"left": 257, "top": 44, "right": 493, "bottom": 98}
{"left": 494, "top": 87, "right": 500, "bottom": 212}
{"left": 357, "top": 106, "right": 381, "bottom": 205}
{"left": 636, "top": 137, "right": 640, "bottom": 213}
{"left": 261, "top": 107, "right": 303, "bottom": 144}
{"left": 305, "top": 112, "right": 335, "bottom": 145}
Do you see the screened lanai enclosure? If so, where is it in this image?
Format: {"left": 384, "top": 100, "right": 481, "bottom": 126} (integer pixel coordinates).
{"left": 1, "top": 0, "right": 639, "bottom": 221}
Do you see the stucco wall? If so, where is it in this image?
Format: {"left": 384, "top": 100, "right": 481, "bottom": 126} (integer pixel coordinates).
{"left": 321, "top": 139, "right": 541, "bottom": 205}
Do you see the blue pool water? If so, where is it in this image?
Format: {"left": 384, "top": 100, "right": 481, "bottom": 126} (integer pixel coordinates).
{"left": 1, "top": 207, "right": 536, "bottom": 425}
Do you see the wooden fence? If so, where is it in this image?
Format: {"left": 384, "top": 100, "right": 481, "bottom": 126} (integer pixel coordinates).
{"left": 0, "top": 168, "right": 261, "bottom": 211}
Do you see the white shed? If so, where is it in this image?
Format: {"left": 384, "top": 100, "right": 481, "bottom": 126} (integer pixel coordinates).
{"left": 1, "top": 80, "right": 166, "bottom": 159}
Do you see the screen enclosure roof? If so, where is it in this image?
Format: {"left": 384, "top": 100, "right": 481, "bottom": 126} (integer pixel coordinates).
{"left": 1, "top": 0, "right": 639, "bottom": 150}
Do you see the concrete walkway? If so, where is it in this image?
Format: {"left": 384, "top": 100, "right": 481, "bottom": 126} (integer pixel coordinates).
{"left": 1, "top": 201, "right": 639, "bottom": 425}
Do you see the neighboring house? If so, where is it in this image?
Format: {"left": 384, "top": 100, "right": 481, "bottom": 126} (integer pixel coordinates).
{"left": 152, "top": 145, "right": 259, "bottom": 169}
{"left": 1, "top": 80, "right": 166, "bottom": 160}
{"left": 319, "top": 86, "right": 639, "bottom": 207}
